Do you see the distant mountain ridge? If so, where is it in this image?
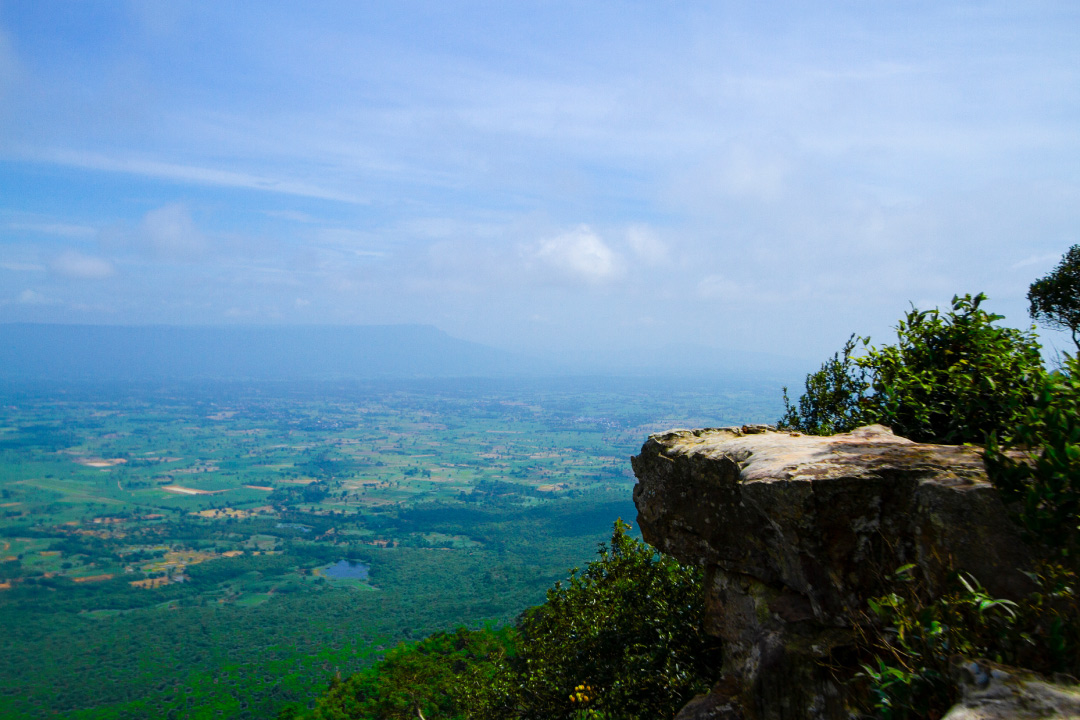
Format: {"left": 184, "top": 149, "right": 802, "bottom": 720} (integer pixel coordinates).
{"left": 0, "top": 323, "right": 540, "bottom": 381}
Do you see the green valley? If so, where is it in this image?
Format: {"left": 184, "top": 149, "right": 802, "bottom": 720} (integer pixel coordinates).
{"left": 0, "top": 377, "right": 783, "bottom": 719}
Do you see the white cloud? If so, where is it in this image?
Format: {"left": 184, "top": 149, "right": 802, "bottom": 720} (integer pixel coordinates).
{"left": 626, "top": 225, "right": 668, "bottom": 263}
{"left": 534, "top": 225, "right": 621, "bottom": 284}
{"left": 17, "top": 289, "right": 51, "bottom": 304}
{"left": 139, "top": 203, "right": 206, "bottom": 259}
{"left": 50, "top": 250, "right": 115, "bottom": 279}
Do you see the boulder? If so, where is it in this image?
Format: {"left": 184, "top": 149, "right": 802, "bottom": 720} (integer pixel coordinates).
{"left": 944, "top": 659, "right": 1080, "bottom": 719}
{"left": 632, "top": 424, "right": 1035, "bottom": 720}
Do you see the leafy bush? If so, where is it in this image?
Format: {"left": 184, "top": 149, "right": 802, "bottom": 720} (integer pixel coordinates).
{"left": 857, "top": 564, "right": 1079, "bottom": 720}
{"left": 862, "top": 294, "right": 1044, "bottom": 444}
{"left": 303, "top": 627, "right": 515, "bottom": 720}
{"left": 301, "top": 522, "right": 719, "bottom": 720}
{"left": 778, "top": 334, "right": 870, "bottom": 436}
{"left": 494, "top": 521, "right": 721, "bottom": 720}
{"left": 780, "top": 294, "right": 1045, "bottom": 444}
{"left": 987, "top": 353, "right": 1080, "bottom": 562}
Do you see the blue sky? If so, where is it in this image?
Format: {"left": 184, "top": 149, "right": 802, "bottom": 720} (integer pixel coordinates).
{"left": 1, "top": 1, "right": 1078, "bottom": 367}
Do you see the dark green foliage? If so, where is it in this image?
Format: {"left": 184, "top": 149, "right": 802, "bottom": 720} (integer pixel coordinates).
{"left": 304, "top": 523, "right": 720, "bottom": 720}
{"left": 780, "top": 294, "right": 1045, "bottom": 444}
{"left": 307, "top": 628, "right": 515, "bottom": 720}
{"left": 987, "top": 354, "right": 1080, "bottom": 562}
{"left": 778, "top": 293, "right": 1080, "bottom": 718}
{"left": 498, "top": 521, "right": 721, "bottom": 720}
{"left": 861, "top": 294, "right": 1044, "bottom": 444}
{"left": 1028, "top": 244, "right": 1080, "bottom": 351}
{"left": 778, "top": 335, "right": 870, "bottom": 435}
{"left": 858, "top": 565, "right": 1079, "bottom": 720}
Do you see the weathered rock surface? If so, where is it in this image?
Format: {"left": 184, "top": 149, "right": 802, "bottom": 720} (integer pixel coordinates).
{"left": 944, "top": 659, "right": 1080, "bottom": 719}
{"left": 632, "top": 424, "right": 1035, "bottom": 720}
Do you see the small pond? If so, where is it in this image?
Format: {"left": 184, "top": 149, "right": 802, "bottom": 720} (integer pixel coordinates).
{"left": 322, "top": 559, "right": 370, "bottom": 580}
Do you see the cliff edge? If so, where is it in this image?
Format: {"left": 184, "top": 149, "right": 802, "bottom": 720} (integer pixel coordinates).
{"left": 631, "top": 424, "right": 1038, "bottom": 719}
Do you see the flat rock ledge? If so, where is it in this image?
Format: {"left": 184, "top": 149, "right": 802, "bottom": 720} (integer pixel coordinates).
{"left": 632, "top": 424, "right": 1037, "bottom": 720}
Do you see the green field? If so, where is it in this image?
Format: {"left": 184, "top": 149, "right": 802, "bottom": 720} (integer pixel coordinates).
{"left": 0, "top": 377, "right": 783, "bottom": 719}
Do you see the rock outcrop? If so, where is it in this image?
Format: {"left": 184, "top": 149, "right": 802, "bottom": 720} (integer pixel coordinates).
{"left": 944, "top": 659, "right": 1080, "bottom": 719}
{"left": 632, "top": 424, "right": 1036, "bottom": 720}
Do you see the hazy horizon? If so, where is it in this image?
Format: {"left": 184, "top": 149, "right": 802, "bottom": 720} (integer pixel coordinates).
{"left": 0, "top": 321, "right": 808, "bottom": 382}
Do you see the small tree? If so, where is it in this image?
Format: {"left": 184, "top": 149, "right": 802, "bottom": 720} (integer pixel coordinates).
{"left": 778, "top": 335, "right": 870, "bottom": 436}
{"left": 780, "top": 294, "right": 1044, "bottom": 444}
{"left": 1028, "top": 245, "right": 1080, "bottom": 352}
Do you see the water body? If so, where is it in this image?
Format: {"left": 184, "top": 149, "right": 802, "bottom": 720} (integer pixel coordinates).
{"left": 323, "top": 560, "right": 370, "bottom": 580}
{"left": 276, "top": 522, "right": 312, "bottom": 533}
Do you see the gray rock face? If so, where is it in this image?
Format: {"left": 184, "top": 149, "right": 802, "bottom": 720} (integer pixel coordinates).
{"left": 944, "top": 659, "right": 1080, "bottom": 719}
{"left": 632, "top": 424, "right": 1035, "bottom": 720}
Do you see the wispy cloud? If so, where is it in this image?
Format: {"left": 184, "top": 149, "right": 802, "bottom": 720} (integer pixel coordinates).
{"left": 50, "top": 250, "right": 115, "bottom": 279}
{"left": 263, "top": 210, "right": 320, "bottom": 223}
{"left": 0, "top": 261, "right": 45, "bottom": 272}
{"left": 138, "top": 203, "right": 206, "bottom": 260}
{"left": 16, "top": 289, "right": 55, "bottom": 305}
{"left": 30, "top": 148, "right": 368, "bottom": 204}
{"left": 1012, "top": 252, "right": 1064, "bottom": 270}
{"left": 7, "top": 221, "right": 96, "bottom": 238}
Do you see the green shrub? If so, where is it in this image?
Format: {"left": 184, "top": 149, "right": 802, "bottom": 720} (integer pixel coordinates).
{"left": 780, "top": 294, "right": 1045, "bottom": 444}
{"left": 987, "top": 354, "right": 1080, "bottom": 563}
{"left": 858, "top": 564, "right": 1079, "bottom": 720}
{"left": 302, "top": 523, "right": 718, "bottom": 720}
{"left": 778, "top": 334, "right": 870, "bottom": 436}
{"left": 494, "top": 521, "right": 721, "bottom": 720}
{"left": 305, "top": 627, "right": 514, "bottom": 720}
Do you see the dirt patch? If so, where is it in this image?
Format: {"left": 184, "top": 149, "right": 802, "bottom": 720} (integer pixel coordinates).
{"left": 243, "top": 485, "right": 274, "bottom": 491}
{"left": 73, "top": 574, "right": 114, "bottom": 583}
{"left": 193, "top": 508, "right": 248, "bottom": 519}
{"left": 130, "top": 577, "right": 171, "bottom": 589}
{"left": 164, "top": 550, "right": 215, "bottom": 565}
{"left": 161, "top": 485, "right": 213, "bottom": 495}
{"left": 76, "top": 458, "right": 127, "bottom": 468}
